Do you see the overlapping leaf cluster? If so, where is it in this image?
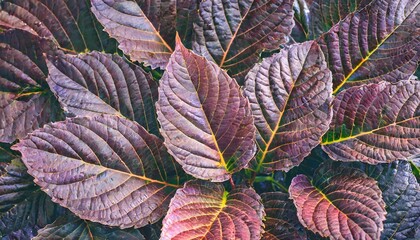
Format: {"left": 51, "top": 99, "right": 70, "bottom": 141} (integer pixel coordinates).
{"left": 0, "top": 0, "right": 419, "bottom": 239}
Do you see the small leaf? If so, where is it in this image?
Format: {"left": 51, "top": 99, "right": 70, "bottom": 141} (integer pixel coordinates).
{"left": 0, "top": 0, "right": 117, "bottom": 53}
{"left": 0, "top": 29, "right": 63, "bottom": 143}
{"left": 261, "top": 192, "right": 307, "bottom": 240}
{"left": 309, "top": 0, "right": 372, "bottom": 38}
{"left": 322, "top": 80, "right": 420, "bottom": 164}
{"left": 46, "top": 51, "right": 160, "bottom": 135}
{"left": 157, "top": 37, "right": 256, "bottom": 182}
{"left": 161, "top": 180, "right": 264, "bottom": 240}
{"left": 317, "top": 0, "right": 420, "bottom": 93}
{"left": 12, "top": 115, "right": 182, "bottom": 228}
{"left": 289, "top": 166, "right": 386, "bottom": 239}
{"left": 0, "top": 159, "right": 65, "bottom": 239}
{"left": 34, "top": 214, "right": 145, "bottom": 240}
{"left": 193, "top": 0, "right": 295, "bottom": 81}
{"left": 244, "top": 41, "right": 332, "bottom": 172}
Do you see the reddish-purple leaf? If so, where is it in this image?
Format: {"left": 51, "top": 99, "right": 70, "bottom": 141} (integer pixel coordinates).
{"left": 0, "top": 0, "right": 116, "bottom": 53}
{"left": 193, "top": 0, "right": 295, "bottom": 81}
{"left": 161, "top": 180, "right": 264, "bottom": 240}
{"left": 12, "top": 115, "right": 182, "bottom": 228}
{"left": 244, "top": 41, "right": 332, "bottom": 172}
{"left": 289, "top": 167, "right": 386, "bottom": 239}
{"left": 0, "top": 29, "right": 62, "bottom": 143}
{"left": 317, "top": 0, "right": 420, "bottom": 93}
{"left": 90, "top": 0, "right": 198, "bottom": 69}
{"left": 46, "top": 51, "right": 160, "bottom": 135}
{"left": 261, "top": 192, "right": 307, "bottom": 240}
{"left": 309, "top": 0, "right": 372, "bottom": 38}
{"left": 157, "top": 36, "right": 256, "bottom": 182}
{"left": 322, "top": 80, "right": 420, "bottom": 164}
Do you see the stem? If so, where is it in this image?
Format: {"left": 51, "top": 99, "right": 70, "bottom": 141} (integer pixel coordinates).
{"left": 254, "top": 176, "right": 288, "bottom": 192}
{"left": 229, "top": 177, "right": 235, "bottom": 189}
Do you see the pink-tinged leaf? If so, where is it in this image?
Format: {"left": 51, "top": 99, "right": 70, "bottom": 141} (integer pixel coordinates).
{"left": 193, "top": 0, "right": 295, "bottom": 81}
{"left": 161, "top": 180, "right": 264, "bottom": 240}
{"left": 322, "top": 80, "right": 420, "bottom": 164}
{"left": 46, "top": 51, "right": 160, "bottom": 135}
{"left": 0, "top": 0, "right": 117, "bottom": 53}
{"left": 317, "top": 0, "right": 420, "bottom": 93}
{"left": 289, "top": 167, "right": 386, "bottom": 240}
{"left": 0, "top": 30, "right": 62, "bottom": 143}
{"left": 261, "top": 192, "right": 307, "bottom": 240}
{"left": 12, "top": 115, "right": 182, "bottom": 228}
{"left": 157, "top": 37, "right": 256, "bottom": 182}
{"left": 244, "top": 41, "right": 332, "bottom": 173}
{"left": 91, "top": 0, "right": 198, "bottom": 69}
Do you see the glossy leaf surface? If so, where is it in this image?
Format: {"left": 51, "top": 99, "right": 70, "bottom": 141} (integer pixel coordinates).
{"left": 244, "top": 41, "right": 332, "bottom": 172}
{"left": 317, "top": 0, "right": 420, "bottom": 93}
{"left": 0, "top": 0, "right": 116, "bottom": 53}
{"left": 13, "top": 115, "right": 181, "bottom": 228}
{"left": 0, "top": 159, "right": 64, "bottom": 239}
{"left": 289, "top": 166, "right": 386, "bottom": 239}
{"left": 34, "top": 214, "right": 145, "bottom": 240}
{"left": 161, "top": 180, "right": 264, "bottom": 240}
{"left": 193, "top": 0, "right": 295, "bottom": 80}
{"left": 47, "top": 51, "right": 160, "bottom": 135}
{"left": 322, "top": 80, "right": 420, "bottom": 164}
{"left": 0, "top": 29, "right": 62, "bottom": 143}
{"left": 261, "top": 192, "right": 307, "bottom": 240}
{"left": 157, "top": 37, "right": 256, "bottom": 182}
{"left": 309, "top": 0, "right": 371, "bottom": 38}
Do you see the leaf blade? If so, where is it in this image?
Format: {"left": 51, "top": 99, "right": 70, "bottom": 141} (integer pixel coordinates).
{"left": 289, "top": 166, "right": 386, "bottom": 239}
{"left": 161, "top": 180, "right": 264, "bottom": 240}
{"left": 322, "top": 80, "right": 420, "bottom": 164}
{"left": 12, "top": 115, "right": 182, "bottom": 228}
{"left": 157, "top": 37, "right": 256, "bottom": 182}
{"left": 244, "top": 41, "right": 332, "bottom": 172}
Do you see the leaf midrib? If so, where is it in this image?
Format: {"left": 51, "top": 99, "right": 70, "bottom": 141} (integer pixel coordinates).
{"left": 321, "top": 116, "right": 419, "bottom": 145}
{"left": 332, "top": 2, "right": 419, "bottom": 94}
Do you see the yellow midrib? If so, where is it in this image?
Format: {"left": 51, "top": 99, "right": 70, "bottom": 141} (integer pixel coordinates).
{"left": 201, "top": 190, "right": 229, "bottom": 240}
{"left": 321, "top": 116, "right": 418, "bottom": 145}
{"left": 332, "top": 15, "right": 406, "bottom": 94}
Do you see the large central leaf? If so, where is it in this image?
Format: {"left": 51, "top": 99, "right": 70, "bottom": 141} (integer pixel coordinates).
{"left": 289, "top": 165, "right": 386, "bottom": 239}
{"left": 161, "top": 180, "right": 264, "bottom": 240}
{"left": 244, "top": 41, "right": 332, "bottom": 172}
{"left": 322, "top": 80, "right": 420, "bottom": 164}
{"left": 157, "top": 37, "right": 256, "bottom": 182}
{"left": 317, "top": 0, "right": 420, "bottom": 93}
{"left": 193, "top": 0, "right": 295, "bottom": 81}
{"left": 12, "top": 115, "right": 182, "bottom": 228}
